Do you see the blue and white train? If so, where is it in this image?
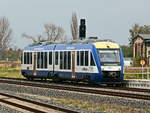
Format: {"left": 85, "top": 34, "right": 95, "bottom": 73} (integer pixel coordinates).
{"left": 21, "top": 40, "right": 124, "bottom": 84}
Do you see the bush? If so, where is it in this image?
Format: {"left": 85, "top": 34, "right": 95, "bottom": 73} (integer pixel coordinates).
{"left": 133, "top": 56, "right": 147, "bottom": 67}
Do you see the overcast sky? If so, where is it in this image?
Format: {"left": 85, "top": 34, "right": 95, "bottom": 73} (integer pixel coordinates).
{"left": 0, "top": 0, "right": 150, "bottom": 48}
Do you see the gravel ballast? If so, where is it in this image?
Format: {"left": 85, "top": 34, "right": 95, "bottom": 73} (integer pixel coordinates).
{"left": 0, "top": 104, "right": 22, "bottom": 113}
{"left": 0, "top": 82, "right": 149, "bottom": 109}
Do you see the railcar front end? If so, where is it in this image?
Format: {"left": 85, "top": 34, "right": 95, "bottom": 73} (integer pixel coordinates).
{"left": 93, "top": 42, "right": 124, "bottom": 84}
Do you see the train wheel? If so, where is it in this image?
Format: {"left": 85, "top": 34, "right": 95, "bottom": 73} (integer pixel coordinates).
{"left": 27, "top": 77, "right": 30, "bottom": 80}
{"left": 30, "top": 77, "right": 34, "bottom": 81}
{"left": 107, "top": 84, "right": 113, "bottom": 87}
{"left": 52, "top": 75, "right": 60, "bottom": 82}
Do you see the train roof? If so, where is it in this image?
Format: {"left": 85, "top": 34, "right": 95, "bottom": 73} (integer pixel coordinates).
{"left": 24, "top": 44, "right": 55, "bottom": 51}
{"left": 23, "top": 38, "right": 120, "bottom": 51}
{"left": 23, "top": 43, "right": 95, "bottom": 51}
{"left": 93, "top": 41, "right": 120, "bottom": 49}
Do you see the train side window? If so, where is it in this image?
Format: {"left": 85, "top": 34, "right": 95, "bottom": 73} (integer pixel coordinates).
{"left": 49, "top": 52, "right": 52, "bottom": 65}
{"left": 27, "top": 52, "right": 30, "bottom": 64}
{"left": 24, "top": 52, "right": 26, "bottom": 64}
{"left": 80, "top": 51, "right": 84, "bottom": 66}
{"left": 37, "top": 52, "right": 40, "bottom": 68}
{"left": 66, "top": 52, "right": 68, "bottom": 69}
{"left": 68, "top": 51, "right": 71, "bottom": 69}
{"left": 55, "top": 52, "right": 58, "bottom": 65}
{"left": 85, "top": 51, "right": 89, "bottom": 66}
{"left": 29, "top": 52, "right": 32, "bottom": 64}
{"left": 21, "top": 53, "right": 23, "bottom": 64}
{"left": 60, "top": 51, "right": 63, "bottom": 69}
{"left": 90, "top": 52, "right": 95, "bottom": 66}
{"left": 64, "top": 51, "right": 67, "bottom": 69}
{"left": 41, "top": 52, "right": 44, "bottom": 68}
{"left": 44, "top": 52, "right": 47, "bottom": 68}
{"left": 77, "top": 51, "right": 80, "bottom": 66}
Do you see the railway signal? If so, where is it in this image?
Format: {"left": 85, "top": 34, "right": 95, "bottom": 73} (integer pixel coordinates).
{"left": 79, "top": 19, "right": 86, "bottom": 40}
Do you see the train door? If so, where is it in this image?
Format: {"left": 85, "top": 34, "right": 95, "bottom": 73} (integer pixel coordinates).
{"left": 71, "top": 51, "right": 76, "bottom": 79}
{"left": 33, "top": 52, "right": 37, "bottom": 76}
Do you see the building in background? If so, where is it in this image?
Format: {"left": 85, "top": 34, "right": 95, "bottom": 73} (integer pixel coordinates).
{"left": 132, "top": 34, "right": 150, "bottom": 64}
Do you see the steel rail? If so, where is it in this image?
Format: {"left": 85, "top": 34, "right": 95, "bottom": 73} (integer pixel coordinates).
{"left": 0, "top": 92, "right": 79, "bottom": 113}
{"left": 0, "top": 78, "right": 150, "bottom": 101}
{"left": 0, "top": 77, "right": 150, "bottom": 93}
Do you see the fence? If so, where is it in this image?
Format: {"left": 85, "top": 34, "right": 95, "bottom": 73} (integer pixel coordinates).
{"left": 124, "top": 67, "right": 150, "bottom": 79}
{"left": 0, "top": 61, "right": 21, "bottom": 69}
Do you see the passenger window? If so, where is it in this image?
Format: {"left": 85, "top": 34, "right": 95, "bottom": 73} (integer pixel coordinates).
{"left": 85, "top": 51, "right": 89, "bottom": 66}
{"left": 60, "top": 51, "right": 63, "bottom": 69}
{"left": 80, "top": 51, "right": 84, "bottom": 66}
{"left": 77, "top": 51, "right": 80, "bottom": 66}
{"left": 64, "top": 51, "right": 67, "bottom": 69}
{"left": 27, "top": 52, "right": 29, "bottom": 64}
{"left": 23, "top": 52, "right": 32, "bottom": 64}
{"left": 44, "top": 52, "right": 47, "bottom": 68}
{"left": 37, "top": 52, "right": 40, "bottom": 68}
{"left": 21, "top": 53, "right": 23, "bottom": 64}
{"left": 49, "top": 52, "right": 52, "bottom": 65}
{"left": 41, "top": 52, "right": 44, "bottom": 68}
{"left": 68, "top": 51, "right": 71, "bottom": 69}
{"left": 90, "top": 52, "right": 95, "bottom": 66}
{"left": 55, "top": 52, "right": 58, "bottom": 65}
{"left": 29, "top": 52, "right": 32, "bottom": 64}
{"left": 24, "top": 52, "right": 26, "bottom": 64}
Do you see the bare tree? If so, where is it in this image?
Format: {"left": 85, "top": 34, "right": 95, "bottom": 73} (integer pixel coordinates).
{"left": 0, "top": 17, "right": 12, "bottom": 59}
{"left": 129, "top": 24, "right": 150, "bottom": 45}
{"left": 22, "top": 33, "right": 43, "bottom": 43}
{"left": 23, "top": 24, "right": 66, "bottom": 45}
{"left": 71, "top": 12, "right": 78, "bottom": 40}
{"left": 44, "top": 24, "right": 66, "bottom": 42}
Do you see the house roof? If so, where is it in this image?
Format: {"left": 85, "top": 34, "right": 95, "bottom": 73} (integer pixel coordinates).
{"left": 138, "top": 34, "right": 150, "bottom": 39}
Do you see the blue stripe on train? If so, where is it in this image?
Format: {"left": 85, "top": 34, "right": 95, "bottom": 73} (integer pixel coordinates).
{"left": 21, "top": 70, "right": 102, "bottom": 82}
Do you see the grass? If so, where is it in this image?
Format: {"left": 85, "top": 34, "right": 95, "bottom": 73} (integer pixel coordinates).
{"left": 0, "top": 67, "right": 24, "bottom": 78}
{"left": 19, "top": 93, "right": 150, "bottom": 113}
{"left": 125, "top": 74, "right": 150, "bottom": 79}
{"left": 0, "top": 66, "right": 150, "bottom": 80}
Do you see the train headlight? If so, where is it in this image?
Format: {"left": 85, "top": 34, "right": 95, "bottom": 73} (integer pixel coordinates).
{"left": 108, "top": 72, "right": 117, "bottom": 77}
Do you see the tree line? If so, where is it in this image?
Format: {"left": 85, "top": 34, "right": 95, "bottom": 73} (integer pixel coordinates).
{"left": 0, "top": 13, "right": 78, "bottom": 61}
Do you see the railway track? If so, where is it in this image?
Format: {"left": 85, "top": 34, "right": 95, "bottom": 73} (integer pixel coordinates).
{"left": 0, "top": 77, "right": 150, "bottom": 101}
{"left": 0, "top": 77, "right": 150, "bottom": 93}
{"left": 0, "top": 92, "right": 78, "bottom": 113}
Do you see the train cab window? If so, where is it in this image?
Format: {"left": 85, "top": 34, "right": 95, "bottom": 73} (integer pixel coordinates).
{"left": 49, "top": 52, "right": 52, "bottom": 65}
{"left": 85, "top": 51, "right": 89, "bottom": 66}
{"left": 90, "top": 52, "right": 95, "bottom": 66}
{"left": 55, "top": 52, "right": 58, "bottom": 65}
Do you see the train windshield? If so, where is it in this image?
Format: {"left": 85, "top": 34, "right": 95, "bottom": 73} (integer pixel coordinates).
{"left": 98, "top": 49, "right": 120, "bottom": 65}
